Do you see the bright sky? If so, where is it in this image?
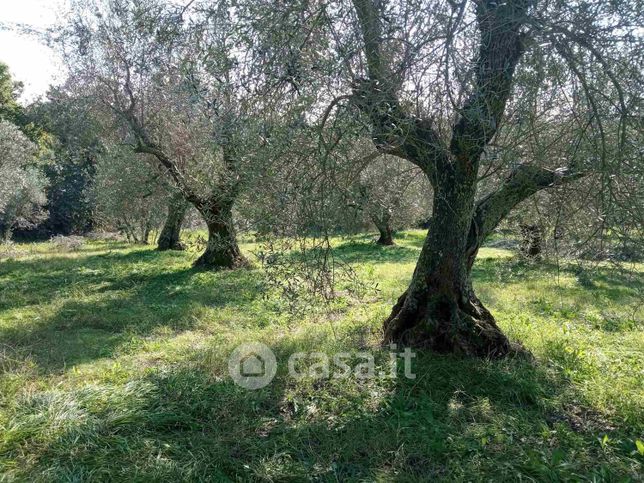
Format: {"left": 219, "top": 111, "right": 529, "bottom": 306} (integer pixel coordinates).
{"left": 0, "top": 0, "right": 68, "bottom": 104}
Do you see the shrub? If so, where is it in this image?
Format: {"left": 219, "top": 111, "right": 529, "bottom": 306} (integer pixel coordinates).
{"left": 49, "top": 235, "right": 85, "bottom": 251}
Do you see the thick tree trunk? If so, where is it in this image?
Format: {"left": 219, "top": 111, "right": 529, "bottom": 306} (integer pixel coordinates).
{"left": 383, "top": 165, "right": 583, "bottom": 356}
{"left": 382, "top": 166, "right": 511, "bottom": 357}
{"left": 351, "top": 0, "right": 581, "bottom": 357}
{"left": 129, "top": 115, "right": 245, "bottom": 270}
{"left": 376, "top": 224, "right": 394, "bottom": 246}
{"left": 157, "top": 193, "right": 188, "bottom": 251}
{"left": 193, "top": 203, "right": 246, "bottom": 269}
{"left": 373, "top": 213, "right": 395, "bottom": 245}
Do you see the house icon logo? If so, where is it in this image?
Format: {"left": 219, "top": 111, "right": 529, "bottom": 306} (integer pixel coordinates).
{"left": 240, "top": 353, "right": 265, "bottom": 377}
{"left": 228, "top": 342, "right": 277, "bottom": 389}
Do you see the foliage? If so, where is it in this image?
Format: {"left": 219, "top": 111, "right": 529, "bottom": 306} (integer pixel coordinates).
{"left": 352, "top": 155, "right": 431, "bottom": 235}
{"left": 0, "top": 121, "right": 48, "bottom": 241}
{"left": 0, "top": 2, "right": 641, "bottom": 477}
{"left": 0, "top": 122, "right": 36, "bottom": 203}
{"left": 0, "top": 63, "right": 97, "bottom": 237}
{"left": 91, "top": 144, "right": 169, "bottom": 243}
{"left": 27, "top": 89, "right": 102, "bottom": 235}
{"left": 0, "top": 62, "right": 23, "bottom": 126}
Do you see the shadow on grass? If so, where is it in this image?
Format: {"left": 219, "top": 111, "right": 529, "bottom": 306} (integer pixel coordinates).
{"left": 333, "top": 241, "right": 420, "bottom": 264}
{"left": 2, "top": 241, "right": 640, "bottom": 374}
{"left": 4, "top": 333, "right": 636, "bottom": 481}
{"left": 1, "top": 240, "right": 641, "bottom": 480}
{"left": 0, "top": 248, "right": 265, "bottom": 373}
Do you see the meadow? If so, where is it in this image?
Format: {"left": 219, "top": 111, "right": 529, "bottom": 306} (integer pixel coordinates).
{"left": 0, "top": 231, "right": 642, "bottom": 481}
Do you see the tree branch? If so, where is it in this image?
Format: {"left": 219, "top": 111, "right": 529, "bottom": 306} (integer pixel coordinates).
{"left": 352, "top": 0, "right": 387, "bottom": 82}
{"left": 466, "top": 164, "right": 586, "bottom": 265}
{"left": 350, "top": 0, "right": 447, "bottom": 177}
{"left": 125, "top": 112, "right": 205, "bottom": 210}
{"left": 450, "top": 0, "right": 532, "bottom": 164}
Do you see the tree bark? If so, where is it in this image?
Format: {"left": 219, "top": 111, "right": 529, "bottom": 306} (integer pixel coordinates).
{"left": 373, "top": 214, "right": 395, "bottom": 245}
{"left": 382, "top": 166, "right": 584, "bottom": 357}
{"left": 0, "top": 203, "right": 19, "bottom": 242}
{"left": 131, "top": 130, "right": 245, "bottom": 270}
{"left": 382, "top": 160, "right": 513, "bottom": 357}
{"left": 465, "top": 166, "right": 583, "bottom": 270}
{"left": 157, "top": 192, "right": 188, "bottom": 251}
{"left": 193, "top": 202, "right": 246, "bottom": 269}
{"left": 376, "top": 224, "right": 394, "bottom": 246}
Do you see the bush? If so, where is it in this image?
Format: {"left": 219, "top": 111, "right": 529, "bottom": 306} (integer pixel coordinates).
{"left": 85, "top": 231, "right": 124, "bottom": 242}
{"left": 49, "top": 235, "right": 85, "bottom": 251}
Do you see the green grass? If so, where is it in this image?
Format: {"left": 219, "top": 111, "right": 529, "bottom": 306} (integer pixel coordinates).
{"left": 0, "top": 230, "right": 642, "bottom": 481}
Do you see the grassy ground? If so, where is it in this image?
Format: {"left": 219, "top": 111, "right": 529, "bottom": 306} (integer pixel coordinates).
{"left": 0, "top": 230, "right": 642, "bottom": 481}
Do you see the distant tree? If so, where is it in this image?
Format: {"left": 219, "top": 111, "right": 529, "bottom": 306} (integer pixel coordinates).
{"left": 352, "top": 155, "right": 430, "bottom": 245}
{"left": 91, "top": 144, "right": 169, "bottom": 243}
{"left": 58, "top": 0, "right": 315, "bottom": 269}
{"left": 0, "top": 62, "right": 23, "bottom": 126}
{"left": 27, "top": 89, "right": 100, "bottom": 235}
{"left": 156, "top": 191, "right": 189, "bottom": 251}
{"left": 0, "top": 62, "right": 50, "bottom": 144}
{"left": 0, "top": 121, "right": 48, "bottom": 241}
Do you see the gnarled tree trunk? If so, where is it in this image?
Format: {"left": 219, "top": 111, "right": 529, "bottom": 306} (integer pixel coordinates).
{"left": 376, "top": 223, "right": 394, "bottom": 246}
{"left": 0, "top": 227, "right": 11, "bottom": 243}
{"left": 383, "top": 165, "right": 582, "bottom": 356}
{"left": 131, "top": 125, "right": 245, "bottom": 270}
{"left": 382, "top": 161, "right": 511, "bottom": 357}
{"left": 194, "top": 201, "right": 246, "bottom": 269}
{"left": 372, "top": 213, "right": 395, "bottom": 245}
{"left": 157, "top": 192, "right": 188, "bottom": 251}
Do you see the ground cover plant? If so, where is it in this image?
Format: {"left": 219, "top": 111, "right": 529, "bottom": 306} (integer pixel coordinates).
{"left": 0, "top": 230, "right": 642, "bottom": 481}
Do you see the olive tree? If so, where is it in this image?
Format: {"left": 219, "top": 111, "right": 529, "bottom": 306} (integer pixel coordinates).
{"left": 59, "top": 0, "right": 317, "bottom": 268}
{"left": 311, "top": 0, "right": 643, "bottom": 355}
{"left": 352, "top": 155, "right": 430, "bottom": 245}
{"left": 0, "top": 121, "right": 48, "bottom": 241}
{"left": 156, "top": 191, "right": 189, "bottom": 250}
{"left": 91, "top": 143, "right": 168, "bottom": 243}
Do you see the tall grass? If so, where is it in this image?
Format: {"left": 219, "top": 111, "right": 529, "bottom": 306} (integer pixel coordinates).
{"left": 0, "top": 231, "right": 642, "bottom": 481}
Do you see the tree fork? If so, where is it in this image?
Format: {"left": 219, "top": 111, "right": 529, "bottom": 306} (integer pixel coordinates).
{"left": 133, "top": 138, "right": 246, "bottom": 270}
{"left": 351, "top": 0, "right": 554, "bottom": 357}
